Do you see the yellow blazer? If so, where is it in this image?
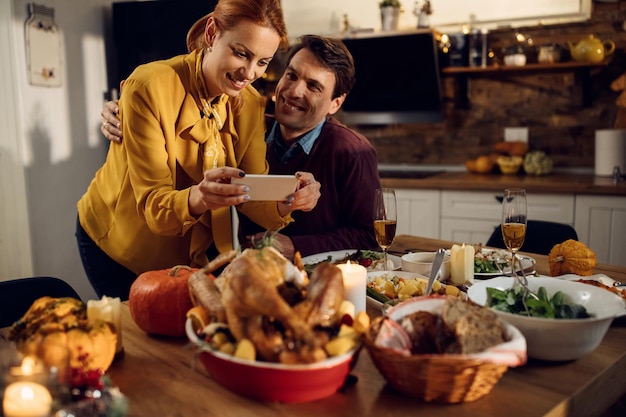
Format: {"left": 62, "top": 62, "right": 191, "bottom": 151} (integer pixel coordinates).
{"left": 78, "top": 50, "right": 291, "bottom": 274}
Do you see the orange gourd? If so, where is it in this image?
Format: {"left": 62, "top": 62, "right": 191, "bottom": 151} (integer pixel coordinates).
{"left": 129, "top": 265, "right": 197, "bottom": 337}
{"left": 9, "top": 297, "right": 117, "bottom": 371}
{"left": 548, "top": 239, "right": 598, "bottom": 276}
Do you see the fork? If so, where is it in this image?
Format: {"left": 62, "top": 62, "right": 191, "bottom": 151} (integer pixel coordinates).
{"left": 513, "top": 256, "right": 539, "bottom": 316}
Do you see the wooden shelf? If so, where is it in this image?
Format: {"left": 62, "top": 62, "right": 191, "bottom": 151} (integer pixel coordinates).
{"left": 440, "top": 60, "right": 611, "bottom": 108}
{"left": 441, "top": 60, "right": 609, "bottom": 75}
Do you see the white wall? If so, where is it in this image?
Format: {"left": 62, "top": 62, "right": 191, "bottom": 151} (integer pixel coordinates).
{"left": 0, "top": 0, "right": 33, "bottom": 279}
{"left": 281, "top": 0, "right": 591, "bottom": 41}
{"left": 0, "top": 0, "right": 111, "bottom": 300}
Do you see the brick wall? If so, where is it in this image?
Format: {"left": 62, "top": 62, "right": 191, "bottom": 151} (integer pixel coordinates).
{"left": 352, "top": 2, "right": 626, "bottom": 168}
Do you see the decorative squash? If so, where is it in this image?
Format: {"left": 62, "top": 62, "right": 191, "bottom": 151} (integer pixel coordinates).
{"left": 8, "top": 297, "right": 117, "bottom": 371}
{"left": 523, "top": 150, "right": 553, "bottom": 176}
{"left": 129, "top": 265, "right": 197, "bottom": 337}
{"left": 548, "top": 239, "right": 598, "bottom": 276}
{"left": 465, "top": 155, "right": 495, "bottom": 174}
{"left": 496, "top": 155, "right": 523, "bottom": 175}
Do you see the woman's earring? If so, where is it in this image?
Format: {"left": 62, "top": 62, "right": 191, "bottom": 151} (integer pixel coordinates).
{"left": 207, "top": 46, "right": 212, "bottom": 53}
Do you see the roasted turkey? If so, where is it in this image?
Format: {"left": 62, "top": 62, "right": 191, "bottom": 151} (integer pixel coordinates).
{"left": 191, "top": 247, "right": 345, "bottom": 363}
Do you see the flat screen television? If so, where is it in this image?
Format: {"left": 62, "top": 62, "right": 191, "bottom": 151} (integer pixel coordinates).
{"left": 339, "top": 31, "right": 444, "bottom": 125}
{"left": 110, "top": 0, "right": 217, "bottom": 88}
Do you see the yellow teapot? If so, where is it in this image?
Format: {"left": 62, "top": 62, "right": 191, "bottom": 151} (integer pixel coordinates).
{"left": 568, "top": 35, "right": 615, "bottom": 63}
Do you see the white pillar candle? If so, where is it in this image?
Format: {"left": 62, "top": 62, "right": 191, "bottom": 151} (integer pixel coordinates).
{"left": 3, "top": 382, "right": 52, "bottom": 417}
{"left": 337, "top": 262, "right": 367, "bottom": 315}
{"left": 88, "top": 295, "right": 123, "bottom": 353}
{"left": 450, "top": 243, "right": 474, "bottom": 285}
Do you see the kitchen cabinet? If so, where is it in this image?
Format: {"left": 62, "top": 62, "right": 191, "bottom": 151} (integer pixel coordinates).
{"left": 385, "top": 172, "right": 624, "bottom": 267}
{"left": 439, "top": 191, "right": 575, "bottom": 244}
{"left": 575, "top": 195, "right": 626, "bottom": 267}
{"left": 395, "top": 189, "right": 440, "bottom": 239}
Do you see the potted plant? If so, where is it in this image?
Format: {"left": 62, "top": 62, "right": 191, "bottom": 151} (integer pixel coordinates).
{"left": 379, "top": 0, "right": 402, "bottom": 31}
{"left": 379, "top": 0, "right": 401, "bottom": 7}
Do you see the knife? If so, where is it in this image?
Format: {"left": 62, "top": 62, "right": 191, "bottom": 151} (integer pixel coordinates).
{"left": 425, "top": 248, "right": 446, "bottom": 296}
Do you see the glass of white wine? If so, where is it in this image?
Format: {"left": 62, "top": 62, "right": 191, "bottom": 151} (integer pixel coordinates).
{"left": 501, "top": 188, "right": 535, "bottom": 314}
{"left": 373, "top": 188, "right": 397, "bottom": 271}
{"left": 501, "top": 188, "right": 527, "bottom": 264}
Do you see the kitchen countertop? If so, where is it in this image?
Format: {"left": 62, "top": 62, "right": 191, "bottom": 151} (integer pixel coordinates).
{"left": 379, "top": 171, "right": 626, "bottom": 196}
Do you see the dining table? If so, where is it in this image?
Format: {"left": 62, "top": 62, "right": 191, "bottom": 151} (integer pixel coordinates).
{"left": 2, "top": 235, "right": 625, "bottom": 417}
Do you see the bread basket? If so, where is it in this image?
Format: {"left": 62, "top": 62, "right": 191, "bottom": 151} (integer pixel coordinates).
{"left": 364, "top": 296, "right": 526, "bottom": 403}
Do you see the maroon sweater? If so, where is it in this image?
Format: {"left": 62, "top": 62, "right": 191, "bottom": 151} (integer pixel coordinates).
{"left": 238, "top": 116, "right": 381, "bottom": 256}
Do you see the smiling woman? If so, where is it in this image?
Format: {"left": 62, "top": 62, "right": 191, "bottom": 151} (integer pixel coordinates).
{"left": 76, "top": 0, "right": 325, "bottom": 300}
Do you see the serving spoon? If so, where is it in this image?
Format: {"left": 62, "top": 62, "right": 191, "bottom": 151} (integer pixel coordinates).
{"left": 495, "top": 254, "right": 539, "bottom": 315}
{"left": 513, "top": 256, "right": 540, "bottom": 316}
{"left": 425, "top": 248, "right": 446, "bottom": 296}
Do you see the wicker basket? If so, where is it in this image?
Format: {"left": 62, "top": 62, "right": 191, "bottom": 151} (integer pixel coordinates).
{"left": 364, "top": 316, "right": 509, "bottom": 403}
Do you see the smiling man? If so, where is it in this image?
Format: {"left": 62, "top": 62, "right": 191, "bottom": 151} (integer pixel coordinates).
{"left": 238, "top": 35, "right": 382, "bottom": 258}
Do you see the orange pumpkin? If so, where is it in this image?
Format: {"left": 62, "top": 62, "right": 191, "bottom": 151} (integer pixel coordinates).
{"left": 548, "top": 239, "right": 598, "bottom": 276}
{"left": 129, "top": 265, "right": 197, "bottom": 337}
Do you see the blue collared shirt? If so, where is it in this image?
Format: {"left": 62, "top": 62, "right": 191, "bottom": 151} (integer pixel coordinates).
{"left": 266, "top": 119, "right": 326, "bottom": 164}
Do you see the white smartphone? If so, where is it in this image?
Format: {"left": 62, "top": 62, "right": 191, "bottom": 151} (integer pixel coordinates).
{"left": 231, "top": 174, "right": 298, "bottom": 201}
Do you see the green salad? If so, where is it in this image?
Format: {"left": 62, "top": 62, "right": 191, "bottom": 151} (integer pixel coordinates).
{"left": 486, "top": 286, "right": 592, "bottom": 319}
{"left": 473, "top": 248, "right": 510, "bottom": 273}
{"left": 304, "top": 250, "right": 385, "bottom": 274}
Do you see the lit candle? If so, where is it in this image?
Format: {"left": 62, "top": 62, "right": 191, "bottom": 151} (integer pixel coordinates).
{"left": 3, "top": 381, "right": 52, "bottom": 417}
{"left": 88, "top": 295, "right": 123, "bottom": 353}
{"left": 450, "top": 243, "right": 474, "bottom": 285}
{"left": 337, "top": 261, "right": 367, "bottom": 315}
{"left": 12, "top": 357, "right": 43, "bottom": 377}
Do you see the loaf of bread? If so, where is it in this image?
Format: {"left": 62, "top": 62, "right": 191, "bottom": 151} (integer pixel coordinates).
{"left": 442, "top": 297, "right": 505, "bottom": 354}
{"left": 398, "top": 297, "right": 505, "bottom": 355}
{"left": 399, "top": 311, "right": 440, "bottom": 354}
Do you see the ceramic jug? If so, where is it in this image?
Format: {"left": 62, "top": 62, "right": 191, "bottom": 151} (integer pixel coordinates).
{"left": 568, "top": 35, "right": 615, "bottom": 63}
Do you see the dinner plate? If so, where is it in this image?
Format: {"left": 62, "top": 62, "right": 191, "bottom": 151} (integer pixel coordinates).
{"left": 560, "top": 274, "right": 626, "bottom": 303}
{"left": 560, "top": 273, "right": 617, "bottom": 287}
{"left": 471, "top": 248, "right": 537, "bottom": 278}
{"left": 301, "top": 250, "right": 401, "bottom": 272}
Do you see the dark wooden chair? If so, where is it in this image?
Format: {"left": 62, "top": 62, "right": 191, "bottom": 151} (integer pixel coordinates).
{"left": 0, "top": 277, "right": 81, "bottom": 328}
{"left": 485, "top": 220, "right": 579, "bottom": 256}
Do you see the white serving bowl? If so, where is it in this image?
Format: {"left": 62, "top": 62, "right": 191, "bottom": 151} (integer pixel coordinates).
{"left": 401, "top": 252, "right": 451, "bottom": 280}
{"left": 467, "top": 276, "right": 626, "bottom": 361}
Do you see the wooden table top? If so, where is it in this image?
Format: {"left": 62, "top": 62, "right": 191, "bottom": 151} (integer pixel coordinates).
{"left": 100, "top": 304, "right": 626, "bottom": 417}
{"left": 2, "top": 235, "right": 625, "bottom": 417}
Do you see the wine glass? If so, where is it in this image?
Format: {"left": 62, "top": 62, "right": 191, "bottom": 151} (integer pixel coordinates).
{"left": 501, "top": 188, "right": 527, "bottom": 267}
{"left": 501, "top": 188, "right": 532, "bottom": 312}
{"left": 373, "top": 188, "right": 397, "bottom": 271}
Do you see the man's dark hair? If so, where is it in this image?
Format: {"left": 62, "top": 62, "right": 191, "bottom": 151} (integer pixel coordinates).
{"left": 286, "top": 35, "right": 356, "bottom": 99}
